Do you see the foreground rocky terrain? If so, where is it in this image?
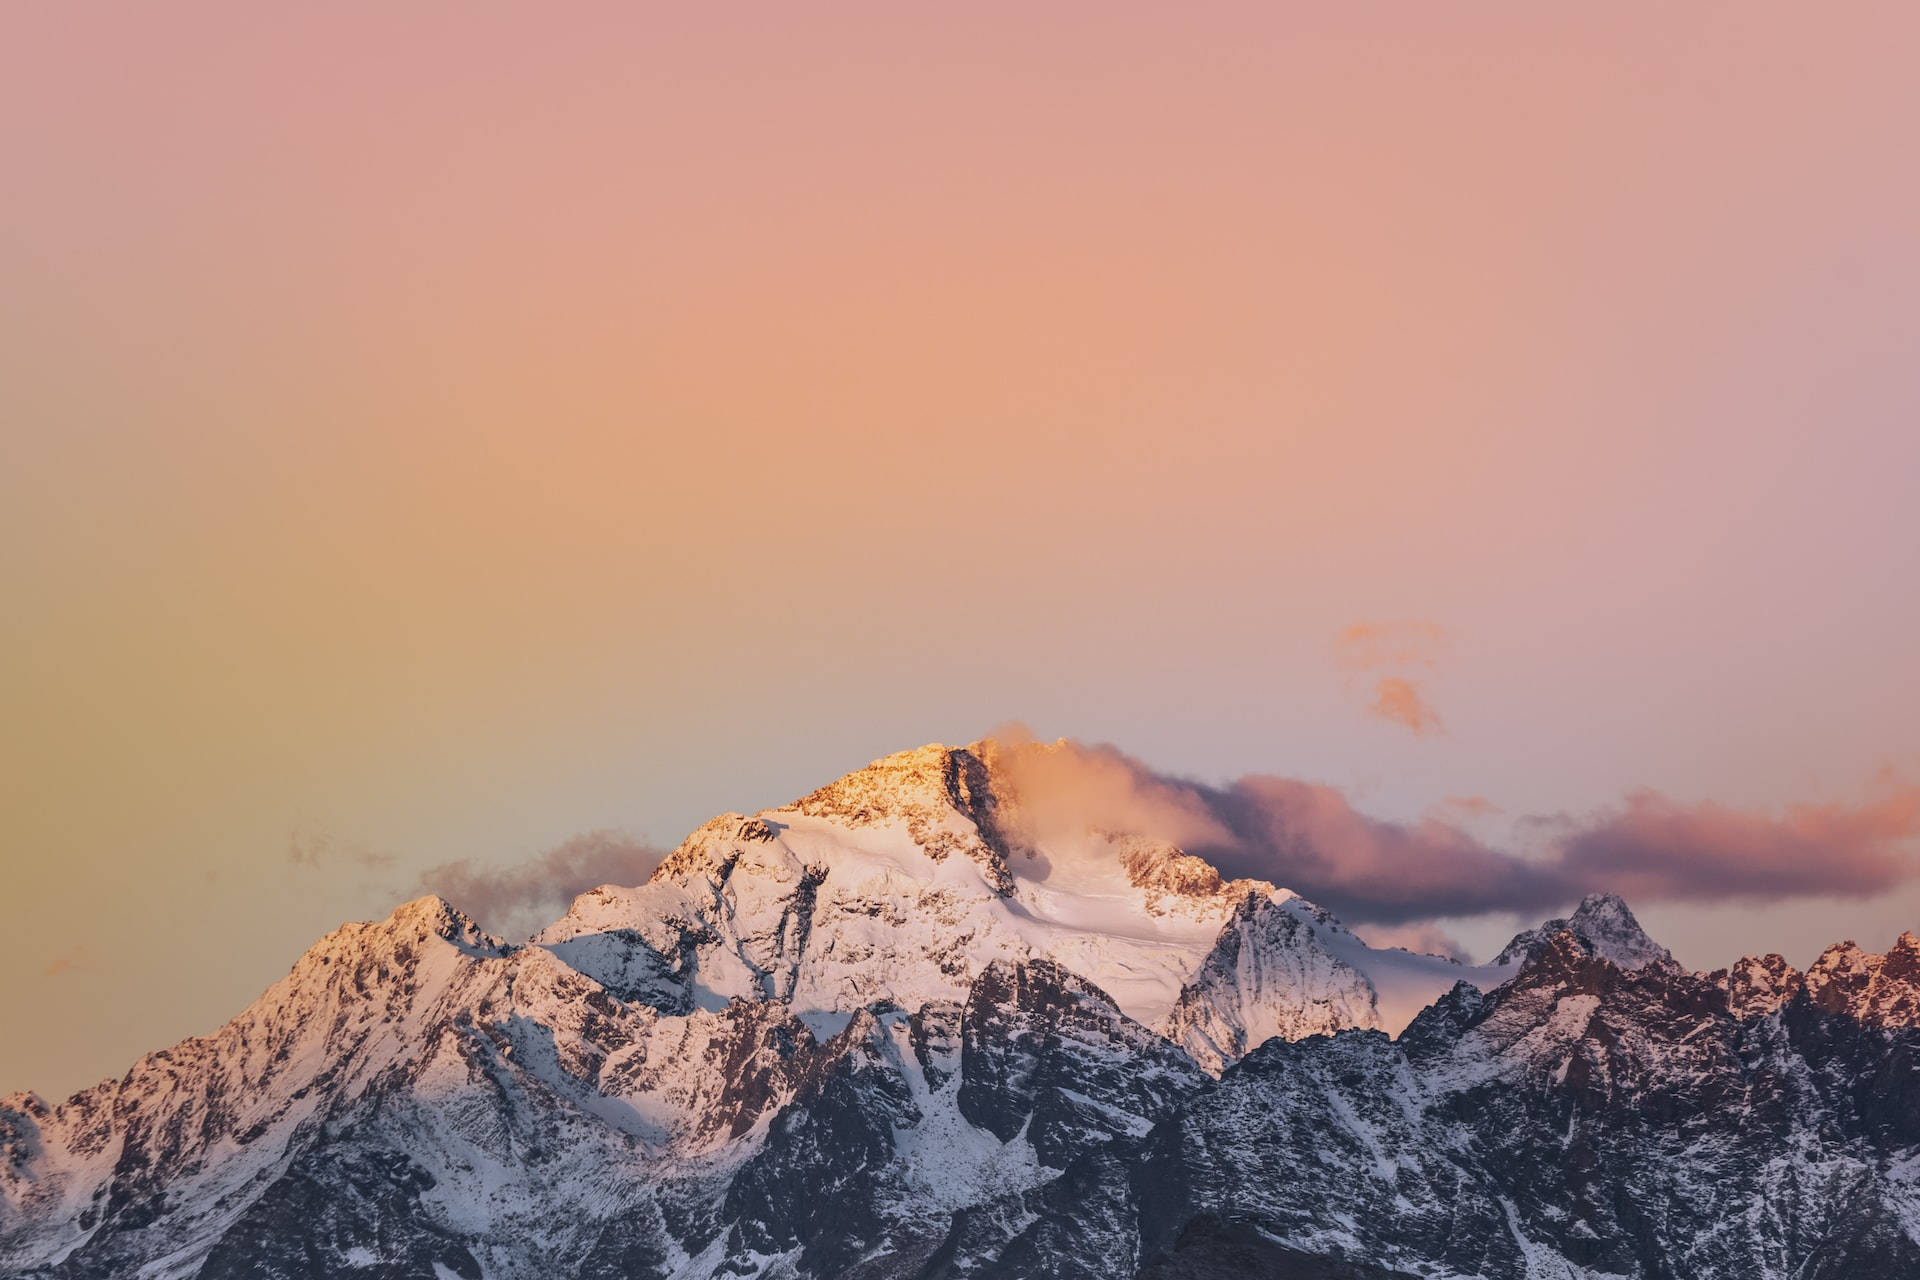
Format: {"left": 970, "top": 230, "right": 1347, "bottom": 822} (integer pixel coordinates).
{"left": 4, "top": 743, "right": 1917, "bottom": 1278}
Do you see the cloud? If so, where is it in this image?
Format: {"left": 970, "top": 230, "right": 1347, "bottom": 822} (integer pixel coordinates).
{"left": 987, "top": 725, "right": 1233, "bottom": 851}
{"left": 289, "top": 824, "right": 397, "bottom": 871}
{"left": 1354, "top": 921, "right": 1471, "bottom": 962}
{"left": 41, "top": 947, "right": 92, "bottom": 978}
{"left": 1334, "top": 620, "right": 1449, "bottom": 673}
{"left": 1201, "top": 773, "right": 1561, "bottom": 921}
{"left": 418, "top": 830, "right": 666, "bottom": 940}
{"left": 1368, "top": 676, "right": 1443, "bottom": 735}
{"left": 1435, "top": 795, "right": 1502, "bottom": 820}
{"left": 987, "top": 736, "right": 1920, "bottom": 926}
{"left": 1335, "top": 621, "right": 1450, "bottom": 736}
{"left": 1556, "top": 784, "right": 1920, "bottom": 905}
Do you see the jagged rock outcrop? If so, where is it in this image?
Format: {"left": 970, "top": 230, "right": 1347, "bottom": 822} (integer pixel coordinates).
{"left": 1720, "top": 951, "right": 1802, "bottom": 1017}
{"left": 956, "top": 960, "right": 1206, "bottom": 1169}
{"left": 1805, "top": 932, "right": 1920, "bottom": 1026}
{"left": 1707, "top": 933, "right": 1920, "bottom": 1028}
{"left": 1016, "top": 929, "right": 1920, "bottom": 1280}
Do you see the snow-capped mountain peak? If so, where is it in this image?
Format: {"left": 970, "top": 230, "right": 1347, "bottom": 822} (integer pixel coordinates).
{"left": 778, "top": 743, "right": 1022, "bottom": 893}
{"left": 1493, "top": 890, "right": 1675, "bottom": 970}
{"left": 13, "top": 743, "right": 1912, "bottom": 1279}
{"left": 534, "top": 742, "right": 1521, "bottom": 1076}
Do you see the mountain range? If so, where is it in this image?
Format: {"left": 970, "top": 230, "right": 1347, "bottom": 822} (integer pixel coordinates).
{"left": 4, "top": 741, "right": 1917, "bottom": 1278}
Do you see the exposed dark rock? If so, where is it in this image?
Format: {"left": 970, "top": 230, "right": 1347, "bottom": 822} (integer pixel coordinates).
{"left": 957, "top": 959, "right": 1206, "bottom": 1170}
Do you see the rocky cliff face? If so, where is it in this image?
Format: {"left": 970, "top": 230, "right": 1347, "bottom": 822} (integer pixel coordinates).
{"left": 1016, "top": 930, "right": 1920, "bottom": 1280}
{"left": 2, "top": 743, "right": 1915, "bottom": 1279}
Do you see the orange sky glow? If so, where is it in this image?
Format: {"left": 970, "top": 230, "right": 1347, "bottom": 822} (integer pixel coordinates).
{"left": 4, "top": 2, "right": 1919, "bottom": 1097}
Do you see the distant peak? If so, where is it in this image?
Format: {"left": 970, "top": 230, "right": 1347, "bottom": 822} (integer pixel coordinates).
{"left": 1568, "top": 893, "right": 1666, "bottom": 954}
{"left": 1495, "top": 893, "right": 1673, "bottom": 971}
{"left": 1803, "top": 934, "right": 1920, "bottom": 1025}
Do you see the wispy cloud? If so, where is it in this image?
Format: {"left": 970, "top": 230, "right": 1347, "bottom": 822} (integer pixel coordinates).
{"left": 418, "top": 830, "right": 666, "bottom": 940}
{"left": 1368, "top": 676, "right": 1443, "bottom": 736}
{"left": 1554, "top": 781, "right": 1920, "bottom": 906}
{"left": 1335, "top": 621, "right": 1450, "bottom": 737}
{"left": 1436, "top": 795, "right": 1502, "bottom": 820}
{"left": 41, "top": 947, "right": 92, "bottom": 978}
{"left": 1334, "top": 620, "right": 1450, "bottom": 673}
{"left": 987, "top": 735, "right": 1920, "bottom": 925}
{"left": 288, "top": 823, "right": 397, "bottom": 872}
{"left": 1354, "top": 921, "right": 1470, "bottom": 961}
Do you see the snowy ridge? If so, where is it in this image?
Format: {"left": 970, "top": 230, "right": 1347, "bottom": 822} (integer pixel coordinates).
{"left": 3, "top": 741, "right": 1918, "bottom": 1279}
{"left": 0, "top": 897, "right": 871, "bottom": 1278}
{"left": 538, "top": 743, "right": 1500, "bottom": 1076}
{"left": 1045, "top": 927, "right": 1920, "bottom": 1279}
{"left": 1492, "top": 891, "right": 1675, "bottom": 970}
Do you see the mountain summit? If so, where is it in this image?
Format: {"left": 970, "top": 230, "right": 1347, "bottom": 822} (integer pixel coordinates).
{"left": 1492, "top": 890, "right": 1676, "bottom": 970}
{"left": 539, "top": 742, "right": 1504, "bottom": 1070}
{"left": 3, "top": 743, "right": 1917, "bottom": 1279}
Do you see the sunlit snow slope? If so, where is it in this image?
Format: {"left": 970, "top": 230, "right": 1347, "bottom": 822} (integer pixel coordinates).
{"left": 5, "top": 742, "right": 1917, "bottom": 1280}
{"left": 536, "top": 742, "right": 1512, "bottom": 1072}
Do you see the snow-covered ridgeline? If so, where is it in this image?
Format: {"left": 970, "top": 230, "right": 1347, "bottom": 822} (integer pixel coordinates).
{"left": 536, "top": 743, "right": 1527, "bottom": 1075}
{"left": 5, "top": 741, "right": 1918, "bottom": 1280}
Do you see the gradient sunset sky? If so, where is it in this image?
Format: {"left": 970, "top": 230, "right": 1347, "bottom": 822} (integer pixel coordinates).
{"left": 5, "top": 2, "right": 1919, "bottom": 1098}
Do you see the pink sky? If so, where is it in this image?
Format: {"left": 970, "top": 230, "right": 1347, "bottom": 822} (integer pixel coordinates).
{"left": 4, "top": 2, "right": 1919, "bottom": 1098}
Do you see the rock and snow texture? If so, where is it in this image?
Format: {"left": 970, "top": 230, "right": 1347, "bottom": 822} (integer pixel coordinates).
{"left": 0, "top": 896, "right": 849, "bottom": 1279}
{"left": 1027, "top": 929, "right": 1920, "bottom": 1280}
{"left": 1158, "top": 892, "right": 1379, "bottom": 1073}
{"left": 3, "top": 741, "right": 1918, "bottom": 1280}
{"left": 1708, "top": 930, "right": 1920, "bottom": 1026}
{"left": 1492, "top": 891, "right": 1676, "bottom": 970}
{"left": 536, "top": 743, "right": 1496, "bottom": 1075}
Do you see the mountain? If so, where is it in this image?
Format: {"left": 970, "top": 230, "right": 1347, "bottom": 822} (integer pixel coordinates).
{"left": 1016, "top": 931, "right": 1920, "bottom": 1279}
{"left": 3, "top": 742, "right": 1916, "bottom": 1279}
{"left": 534, "top": 744, "right": 1505, "bottom": 1070}
{"left": 1491, "top": 891, "right": 1675, "bottom": 970}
